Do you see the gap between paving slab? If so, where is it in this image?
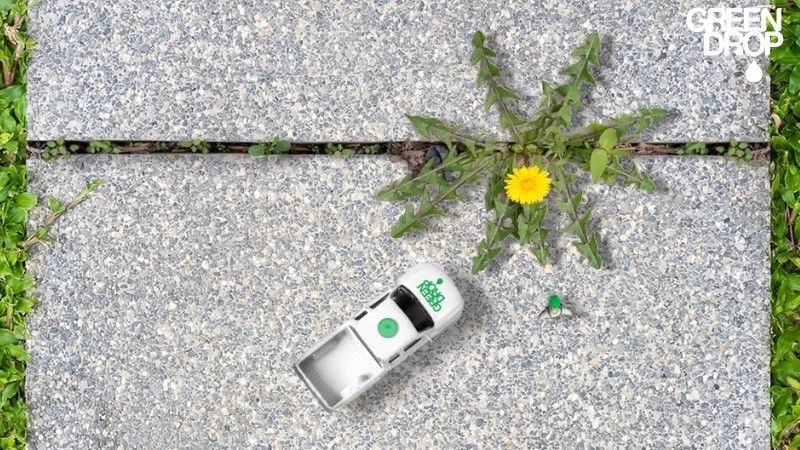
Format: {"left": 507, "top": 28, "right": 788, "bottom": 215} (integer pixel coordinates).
{"left": 26, "top": 1, "right": 768, "bottom": 142}
{"left": 25, "top": 154, "right": 769, "bottom": 448}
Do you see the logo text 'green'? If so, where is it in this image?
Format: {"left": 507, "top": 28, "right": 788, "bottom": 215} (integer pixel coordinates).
{"left": 418, "top": 278, "right": 445, "bottom": 312}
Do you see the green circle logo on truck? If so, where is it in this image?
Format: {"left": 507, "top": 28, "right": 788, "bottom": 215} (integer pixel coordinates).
{"left": 378, "top": 318, "right": 398, "bottom": 338}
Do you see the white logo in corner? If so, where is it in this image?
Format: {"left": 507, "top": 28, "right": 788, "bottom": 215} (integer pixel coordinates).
{"left": 686, "top": 6, "right": 783, "bottom": 83}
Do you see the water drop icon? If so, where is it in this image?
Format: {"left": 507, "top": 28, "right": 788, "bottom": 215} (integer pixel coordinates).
{"left": 745, "top": 61, "right": 763, "bottom": 83}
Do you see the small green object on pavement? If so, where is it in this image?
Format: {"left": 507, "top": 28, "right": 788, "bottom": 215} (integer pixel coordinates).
{"left": 539, "top": 293, "right": 572, "bottom": 319}
{"left": 548, "top": 294, "right": 562, "bottom": 310}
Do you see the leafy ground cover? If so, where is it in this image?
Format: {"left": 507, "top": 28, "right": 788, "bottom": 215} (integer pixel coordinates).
{"left": 771, "top": 3, "right": 800, "bottom": 449}
{"left": 0, "top": 0, "right": 33, "bottom": 447}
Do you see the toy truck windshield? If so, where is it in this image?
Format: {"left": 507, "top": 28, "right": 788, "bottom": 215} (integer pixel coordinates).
{"left": 386, "top": 286, "right": 434, "bottom": 332}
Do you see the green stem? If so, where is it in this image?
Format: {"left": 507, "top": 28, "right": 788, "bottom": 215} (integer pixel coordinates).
{"left": 479, "top": 58, "right": 523, "bottom": 143}
{"left": 486, "top": 196, "right": 509, "bottom": 247}
{"left": 554, "top": 168, "right": 590, "bottom": 245}
{"left": 391, "top": 155, "right": 497, "bottom": 237}
{"left": 383, "top": 149, "right": 484, "bottom": 198}
{"left": 428, "top": 155, "right": 497, "bottom": 210}
{"left": 529, "top": 207, "right": 549, "bottom": 260}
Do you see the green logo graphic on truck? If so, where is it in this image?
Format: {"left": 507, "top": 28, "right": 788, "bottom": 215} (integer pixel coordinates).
{"left": 417, "top": 278, "right": 445, "bottom": 312}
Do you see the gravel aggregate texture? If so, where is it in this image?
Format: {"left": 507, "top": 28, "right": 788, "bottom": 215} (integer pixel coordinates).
{"left": 27, "top": 1, "right": 768, "bottom": 142}
{"left": 26, "top": 154, "right": 769, "bottom": 448}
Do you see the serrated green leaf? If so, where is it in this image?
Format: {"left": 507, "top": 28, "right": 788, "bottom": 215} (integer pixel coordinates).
{"left": 476, "top": 64, "right": 491, "bottom": 86}
{"left": 573, "top": 236, "right": 602, "bottom": 269}
{"left": 390, "top": 204, "right": 427, "bottom": 238}
{"left": 496, "top": 85, "right": 519, "bottom": 100}
{"left": 557, "top": 104, "right": 572, "bottom": 127}
{"left": 471, "top": 31, "right": 485, "bottom": 47}
{"left": 639, "top": 176, "right": 656, "bottom": 192}
{"left": 0, "top": 85, "right": 23, "bottom": 103}
{"left": 483, "top": 88, "right": 498, "bottom": 111}
{"left": 406, "top": 115, "right": 434, "bottom": 137}
{"left": 571, "top": 192, "right": 583, "bottom": 209}
{"left": 555, "top": 201, "right": 572, "bottom": 214}
{"left": 14, "top": 192, "right": 36, "bottom": 209}
{"left": 47, "top": 197, "right": 63, "bottom": 214}
{"left": 531, "top": 244, "right": 549, "bottom": 266}
{"left": 432, "top": 127, "right": 454, "bottom": 149}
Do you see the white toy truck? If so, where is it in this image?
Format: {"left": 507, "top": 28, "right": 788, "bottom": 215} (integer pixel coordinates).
{"left": 294, "top": 263, "right": 464, "bottom": 410}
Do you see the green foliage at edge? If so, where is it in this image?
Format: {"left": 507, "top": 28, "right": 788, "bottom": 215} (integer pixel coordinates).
{"left": 771, "top": 4, "right": 800, "bottom": 449}
{"left": 0, "top": 0, "right": 32, "bottom": 448}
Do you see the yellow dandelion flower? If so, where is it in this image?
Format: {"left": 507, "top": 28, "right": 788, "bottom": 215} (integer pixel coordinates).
{"left": 504, "top": 165, "right": 551, "bottom": 204}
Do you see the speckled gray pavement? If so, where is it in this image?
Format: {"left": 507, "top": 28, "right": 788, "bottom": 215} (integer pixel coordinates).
{"left": 27, "top": 1, "right": 768, "bottom": 143}
{"left": 26, "top": 155, "right": 769, "bottom": 448}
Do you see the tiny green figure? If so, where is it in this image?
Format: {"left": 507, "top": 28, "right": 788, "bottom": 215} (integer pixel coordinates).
{"left": 538, "top": 294, "right": 573, "bottom": 318}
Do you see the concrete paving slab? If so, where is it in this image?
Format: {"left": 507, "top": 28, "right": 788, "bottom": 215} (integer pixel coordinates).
{"left": 27, "top": 1, "right": 768, "bottom": 142}
{"left": 26, "top": 155, "right": 769, "bottom": 448}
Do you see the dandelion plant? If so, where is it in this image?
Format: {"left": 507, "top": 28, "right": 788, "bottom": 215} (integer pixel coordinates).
{"left": 376, "top": 31, "right": 666, "bottom": 273}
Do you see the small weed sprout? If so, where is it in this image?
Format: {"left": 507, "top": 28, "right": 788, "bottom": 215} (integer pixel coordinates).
{"left": 86, "top": 140, "right": 117, "bottom": 154}
{"left": 248, "top": 136, "right": 291, "bottom": 157}
{"left": 362, "top": 144, "right": 381, "bottom": 155}
{"left": 377, "top": 31, "right": 666, "bottom": 273}
{"left": 678, "top": 142, "right": 709, "bottom": 155}
{"left": 151, "top": 142, "right": 169, "bottom": 152}
{"left": 324, "top": 143, "right": 355, "bottom": 157}
{"left": 42, "top": 138, "right": 78, "bottom": 160}
{"left": 716, "top": 139, "right": 753, "bottom": 161}
{"left": 177, "top": 140, "right": 211, "bottom": 154}
{"left": 678, "top": 140, "right": 754, "bottom": 161}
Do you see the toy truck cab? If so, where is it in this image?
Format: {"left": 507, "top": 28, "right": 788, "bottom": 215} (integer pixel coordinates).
{"left": 294, "top": 263, "right": 463, "bottom": 410}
